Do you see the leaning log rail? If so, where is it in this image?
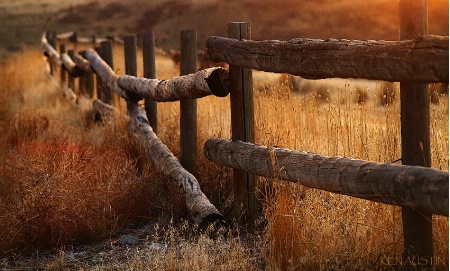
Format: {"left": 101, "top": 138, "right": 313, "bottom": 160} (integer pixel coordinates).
{"left": 206, "top": 35, "right": 449, "bottom": 83}
{"left": 204, "top": 138, "right": 449, "bottom": 217}
{"left": 94, "top": 99, "right": 224, "bottom": 227}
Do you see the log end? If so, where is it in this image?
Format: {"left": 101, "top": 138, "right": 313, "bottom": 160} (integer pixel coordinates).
{"left": 205, "top": 68, "right": 230, "bottom": 97}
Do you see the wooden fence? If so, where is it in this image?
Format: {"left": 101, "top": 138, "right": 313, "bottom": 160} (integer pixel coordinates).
{"left": 202, "top": 0, "right": 449, "bottom": 265}
{"left": 40, "top": 0, "right": 448, "bottom": 265}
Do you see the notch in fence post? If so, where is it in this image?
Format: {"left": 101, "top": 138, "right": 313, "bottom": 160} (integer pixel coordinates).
{"left": 228, "top": 22, "right": 255, "bottom": 230}
{"left": 59, "top": 44, "right": 66, "bottom": 89}
{"left": 399, "top": 0, "right": 433, "bottom": 266}
{"left": 99, "top": 40, "right": 114, "bottom": 105}
{"left": 142, "top": 32, "right": 158, "bottom": 134}
{"left": 179, "top": 29, "right": 198, "bottom": 177}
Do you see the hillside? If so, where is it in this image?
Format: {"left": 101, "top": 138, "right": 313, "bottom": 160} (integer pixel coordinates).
{"left": 1, "top": 0, "right": 448, "bottom": 60}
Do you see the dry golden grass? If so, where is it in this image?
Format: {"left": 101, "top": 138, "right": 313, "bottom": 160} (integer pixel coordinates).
{"left": 0, "top": 43, "right": 448, "bottom": 271}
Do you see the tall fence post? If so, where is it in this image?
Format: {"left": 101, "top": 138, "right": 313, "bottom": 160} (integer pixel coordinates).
{"left": 399, "top": 0, "right": 433, "bottom": 266}
{"left": 59, "top": 44, "right": 66, "bottom": 89}
{"left": 142, "top": 32, "right": 158, "bottom": 133}
{"left": 228, "top": 22, "right": 256, "bottom": 229}
{"left": 99, "top": 40, "right": 114, "bottom": 105}
{"left": 179, "top": 29, "right": 198, "bottom": 177}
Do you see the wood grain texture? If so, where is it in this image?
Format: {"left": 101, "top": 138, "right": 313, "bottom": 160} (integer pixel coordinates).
{"left": 206, "top": 35, "right": 448, "bottom": 83}
{"left": 127, "top": 102, "right": 224, "bottom": 225}
{"left": 116, "top": 67, "right": 230, "bottom": 102}
{"left": 203, "top": 138, "right": 449, "bottom": 216}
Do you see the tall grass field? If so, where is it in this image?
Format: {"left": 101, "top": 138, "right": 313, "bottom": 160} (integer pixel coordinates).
{"left": 0, "top": 42, "right": 447, "bottom": 270}
{"left": 0, "top": 0, "right": 449, "bottom": 270}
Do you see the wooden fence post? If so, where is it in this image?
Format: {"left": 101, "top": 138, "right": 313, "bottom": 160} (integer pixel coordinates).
{"left": 124, "top": 34, "right": 138, "bottom": 131}
{"left": 71, "top": 32, "right": 78, "bottom": 53}
{"left": 399, "top": 0, "right": 433, "bottom": 266}
{"left": 94, "top": 46, "right": 103, "bottom": 100}
{"left": 79, "top": 50, "right": 95, "bottom": 98}
{"left": 179, "top": 29, "right": 198, "bottom": 177}
{"left": 59, "top": 44, "right": 66, "bottom": 89}
{"left": 46, "top": 31, "right": 57, "bottom": 76}
{"left": 67, "top": 49, "right": 75, "bottom": 92}
{"left": 124, "top": 35, "right": 137, "bottom": 76}
{"left": 99, "top": 40, "right": 114, "bottom": 105}
{"left": 142, "top": 32, "right": 158, "bottom": 133}
{"left": 228, "top": 22, "right": 255, "bottom": 229}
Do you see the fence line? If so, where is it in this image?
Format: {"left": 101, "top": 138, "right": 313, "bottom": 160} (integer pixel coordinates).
{"left": 41, "top": 31, "right": 228, "bottom": 228}
{"left": 40, "top": 6, "right": 448, "bottom": 262}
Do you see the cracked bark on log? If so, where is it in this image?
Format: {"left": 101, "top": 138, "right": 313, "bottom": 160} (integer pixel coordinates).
{"left": 93, "top": 100, "right": 224, "bottom": 227}
{"left": 117, "top": 67, "right": 230, "bottom": 102}
{"left": 203, "top": 138, "right": 448, "bottom": 216}
{"left": 206, "top": 35, "right": 448, "bottom": 83}
{"left": 84, "top": 49, "right": 230, "bottom": 102}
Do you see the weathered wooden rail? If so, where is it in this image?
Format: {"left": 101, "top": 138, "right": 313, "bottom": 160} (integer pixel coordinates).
{"left": 83, "top": 48, "right": 230, "bottom": 102}
{"left": 204, "top": 138, "right": 448, "bottom": 216}
{"left": 41, "top": 31, "right": 229, "bottom": 228}
{"left": 206, "top": 35, "right": 448, "bottom": 83}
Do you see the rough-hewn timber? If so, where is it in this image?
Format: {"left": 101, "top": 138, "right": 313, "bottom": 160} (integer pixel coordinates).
{"left": 203, "top": 138, "right": 449, "bottom": 216}
{"left": 128, "top": 101, "right": 224, "bottom": 226}
{"left": 206, "top": 35, "right": 449, "bottom": 83}
{"left": 83, "top": 48, "right": 230, "bottom": 102}
{"left": 117, "top": 67, "right": 230, "bottom": 102}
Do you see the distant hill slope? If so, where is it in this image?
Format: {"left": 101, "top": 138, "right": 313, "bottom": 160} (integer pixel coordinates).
{"left": 1, "top": 0, "right": 448, "bottom": 60}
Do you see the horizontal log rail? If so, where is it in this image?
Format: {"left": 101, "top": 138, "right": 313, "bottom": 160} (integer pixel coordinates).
{"left": 206, "top": 35, "right": 449, "bottom": 83}
{"left": 56, "top": 31, "right": 119, "bottom": 44}
{"left": 83, "top": 48, "right": 230, "bottom": 102}
{"left": 117, "top": 68, "right": 230, "bottom": 101}
{"left": 94, "top": 99, "right": 224, "bottom": 227}
{"left": 203, "top": 138, "right": 449, "bottom": 216}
